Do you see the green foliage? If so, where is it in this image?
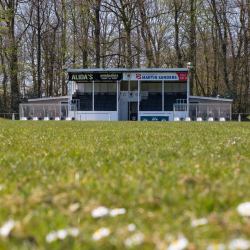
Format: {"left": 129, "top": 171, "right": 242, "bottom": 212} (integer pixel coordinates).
{"left": 241, "top": 116, "right": 250, "bottom": 122}
{"left": 19, "top": 90, "right": 38, "bottom": 104}
{"left": 0, "top": 121, "right": 250, "bottom": 249}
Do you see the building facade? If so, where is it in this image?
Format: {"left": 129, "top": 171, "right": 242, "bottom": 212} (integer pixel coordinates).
{"left": 22, "top": 68, "right": 232, "bottom": 121}
{"left": 68, "top": 68, "right": 189, "bottom": 121}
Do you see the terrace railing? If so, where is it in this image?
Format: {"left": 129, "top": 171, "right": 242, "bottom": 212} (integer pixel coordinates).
{"left": 19, "top": 103, "right": 76, "bottom": 120}
{"left": 173, "top": 103, "right": 232, "bottom": 121}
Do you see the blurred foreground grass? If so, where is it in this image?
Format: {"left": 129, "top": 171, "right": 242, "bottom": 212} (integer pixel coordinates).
{"left": 0, "top": 121, "right": 250, "bottom": 249}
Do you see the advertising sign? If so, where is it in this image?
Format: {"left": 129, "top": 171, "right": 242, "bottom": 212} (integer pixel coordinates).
{"left": 96, "top": 73, "right": 122, "bottom": 81}
{"left": 123, "top": 72, "right": 188, "bottom": 81}
{"left": 140, "top": 116, "right": 169, "bottom": 121}
{"left": 69, "top": 73, "right": 94, "bottom": 81}
{"left": 69, "top": 72, "right": 122, "bottom": 81}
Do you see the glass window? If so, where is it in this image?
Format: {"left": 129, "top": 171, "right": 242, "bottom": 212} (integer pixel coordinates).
{"left": 140, "top": 82, "right": 162, "bottom": 111}
{"left": 130, "top": 81, "right": 138, "bottom": 91}
{"left": 120, "top": 81, "right": 128, "bottom": 91}
{"left": 94, "top": 82, "right": 117, "bottom": 111}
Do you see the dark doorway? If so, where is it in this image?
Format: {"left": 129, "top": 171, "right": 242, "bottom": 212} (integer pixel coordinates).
{"left": 128, "top": 102, "right": 138, "bottom": 121}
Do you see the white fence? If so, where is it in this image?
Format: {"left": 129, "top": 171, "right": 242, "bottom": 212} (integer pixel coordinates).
{"left": 19, "top": 103, "right": 76, "bottom": 120}
{"left": 173, "top": 103, "right": 232, "bottom": 121}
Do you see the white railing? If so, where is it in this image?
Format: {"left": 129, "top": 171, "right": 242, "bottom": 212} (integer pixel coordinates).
{"left": 76, "top": 112, "right": 111, "bottom": 121}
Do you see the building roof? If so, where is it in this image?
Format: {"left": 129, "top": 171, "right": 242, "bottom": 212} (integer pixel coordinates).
{"left": 189, "top": 96, "right": 233, "bottom": 102}
{"left": 28, "top": 96, "right": 68, "bottom": 102}
{"left": 67, "top": 68, "right": 189, "bottom": 73}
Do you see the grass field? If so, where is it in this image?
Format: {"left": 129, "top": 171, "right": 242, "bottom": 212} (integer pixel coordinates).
{"left": 1, "top": 121, "right": 250, "bottom": 250}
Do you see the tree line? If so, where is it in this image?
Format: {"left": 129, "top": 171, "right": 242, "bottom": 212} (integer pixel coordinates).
{"left": 0, "top": 0, "right": 249, "bottom": 113}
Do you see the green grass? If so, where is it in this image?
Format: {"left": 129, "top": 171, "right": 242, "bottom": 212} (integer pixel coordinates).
{"left": 0, "top": 121, "right": 250, "bottom": 249}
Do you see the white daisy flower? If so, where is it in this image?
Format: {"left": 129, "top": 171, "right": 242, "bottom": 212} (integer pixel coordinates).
{"left": 67, "top": 227, "right": 79, "bottom": 237}
{"left": 69, "top": 203, "right": 80, "bottom": 212}
{"left": 57, "top": 229, "right": 68, "bottom": 239}
{"left": 0, "top": 185, "right": 3, "bottom": 190}
{"left": 207, "top": 243, "right": 226, "bottom": 250}
{"left": 167, "top": 236, "right": 188, "bottom": 250}
{"left": 0, "top": 219, "right": 15, "bottom": 237}
{"left": 92, "top": 227, "right": 110, "bottom": 241}
{"left": 46, "top": 231, "right": 57, "bottom": 243}
{"left": 124, "top": 233, "right": 144, "bottom": 248}
{"left": 127, "top": 223, "right": 136, "bottom": 231}
{"left": 46, "top": 228, "right": 79, "bottom": 243}
{"left": 228, "top": 238, "right": 250, "bottom": 250}
{"left": 91, "top": 206, "right": 109, "bottom": 218}
{"left": 237, "top": 202, "right": 250, "bottom": 216}
{"left": 157, "top": 241, "right": 168, "bottom": 250}
{"left": 191, "top": 218, "right": 208, "bottom": 227}
{"left": 109, "top": 208, "right": 126, "bottom": 217}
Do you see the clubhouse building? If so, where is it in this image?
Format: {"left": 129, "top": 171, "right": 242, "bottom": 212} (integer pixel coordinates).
{"left": 21, "top": 68, "right": 233, "bottom": 121}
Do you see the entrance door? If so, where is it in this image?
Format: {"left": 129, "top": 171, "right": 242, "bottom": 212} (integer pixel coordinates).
{"left": 129, "top": 102, "right": 138, "bottom": 121}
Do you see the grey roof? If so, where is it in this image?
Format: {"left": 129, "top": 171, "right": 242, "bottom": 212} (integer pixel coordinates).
{"left": 67, "top": 68, "right": 189, "bottom": 73}
{"left": 28, "top": 96, "right": 68, "bottom": 102}
{"left": 189, "top": 96, "right": 233, "bottom": 102}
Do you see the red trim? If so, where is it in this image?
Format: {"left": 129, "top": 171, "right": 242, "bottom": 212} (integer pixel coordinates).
{"left": 177, "top": 72, "right": 188, "bottom": 81}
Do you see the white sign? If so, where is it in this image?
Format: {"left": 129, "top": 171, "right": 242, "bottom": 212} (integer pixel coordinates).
{"left": 123, "top": 72, "right": 188, "bottom": 81}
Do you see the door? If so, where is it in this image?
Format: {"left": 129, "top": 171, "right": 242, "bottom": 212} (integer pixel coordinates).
{"left": 129, "top": 102, "right": 138, "bottom": 121}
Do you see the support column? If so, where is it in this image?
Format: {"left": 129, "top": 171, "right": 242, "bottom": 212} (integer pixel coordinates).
{"left": 138, "top": 80, "right": 140, "bottom": 121}
{"left": 187, "top": 71, "right": 189, "bottom": 118}
{"left": 92, "top": 81, "right": 94, "bottom": 111}
{"left": 230, "top": 104, "right": 232, "bottom": 120}
{"left": 162, "top": 80, "right": 164, "bottom": 111}
{"left": 117, "top": 80, "right": 119, "bottom": 112}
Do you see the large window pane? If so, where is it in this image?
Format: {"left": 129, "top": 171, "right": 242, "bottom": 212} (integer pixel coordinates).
{"left": 94, "top": 82, "right": 117, "bottom": 111}
{"left": 164, "top": 82, "right": 187, "bottom": 111}
{"left": 72, "top": 83, "right": 92, "bottom": 111}
{"left": 140, "top": 82, "right": 162, "bottom": 111}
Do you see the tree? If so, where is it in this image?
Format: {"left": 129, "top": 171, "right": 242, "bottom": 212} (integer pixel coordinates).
{"left": 0, "top": 0, "right": 31, "bottom": 112}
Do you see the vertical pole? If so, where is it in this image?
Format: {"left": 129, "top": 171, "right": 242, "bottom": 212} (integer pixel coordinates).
{"left": 187, "top": 70, "right": 189, "bottom": 119}
{"left": 196, "top": 104, "right": 197, "bottom": 119}
{"left": 69, "top": 81, "right": 72, "bottom": 104}
{"left": 162, "top": 80, "right": 164, "bottom": 111}
{"left": 117, "top": 80, "right": 119, "bottom": 112}
{"left": 128, "top": 102, "right": 130, "bottom": 121}
{"left": 230, "top": 104, "right": 232, "bottom": 121}
{"left": 138, "top": 80, "right": 140, "bottom": 121}
{"left": 12, "top": 113, "right": 15, "bottom": 120}
{"left": 92, "top": 81, "right": 94, "bottom": 111}
{"left": 19, "top": 105, "right": 21, "bottom": 120}
{"left": 128, "top": 81, "right": 131, "bottom": 121}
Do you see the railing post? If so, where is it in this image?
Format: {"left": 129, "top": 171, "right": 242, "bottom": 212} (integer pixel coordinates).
{"left": 12, "top": 113, "right": 15, "bottom": 120}
{"left": 109, "top": 113, "right": 111, "bottom": 121}
{"left": 238, "top": 114, "right": 241, "bottom": 122}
